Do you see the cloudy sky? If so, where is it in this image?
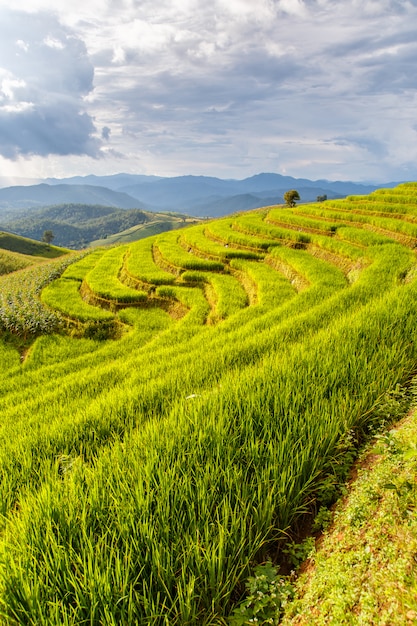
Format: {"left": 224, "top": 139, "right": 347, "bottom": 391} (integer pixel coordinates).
{"left": 0, "top": 0, "right": 416, "bottom": 183}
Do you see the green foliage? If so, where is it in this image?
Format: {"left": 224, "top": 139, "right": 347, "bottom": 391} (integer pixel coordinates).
{"left": 156, "top": 232, "right": 224, "bottom": 272}
{"left": 229, "top": 562, "right": 294, "bottom": 625}
{"left": 42, "top": 229, "right": 54, "bottom": 244}
{"left": 1, "top": 184, "right": 417, "bottom": 624}
{"left": 2, "top": 204, "right": 196, "bottom": 249}
{"left": 0, "top": 231, "right": 68, "bottom": 258}
{"left": 0, "top": 249, "right": 34, "bottom": 275}
{"left": 280, "top": 408, "right": 417, "bottom": 625}
{"left": 283, "top": 190, "right": 300, "bottom": 207}
{"left": 0, "top": 253, "right": 82, "bottom": 338}
{"left": 311, "top": 506, "right": 333, "bottom": 533}
{"left": 283, "top": 538, "right": 316, "bottom": 569}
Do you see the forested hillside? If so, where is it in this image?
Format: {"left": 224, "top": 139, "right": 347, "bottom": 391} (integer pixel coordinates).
{"left": 0, "top": 204, "right": 194, "bottom": 248}
{"left": 1, "top": 184, "right": 417, "bottom": 624}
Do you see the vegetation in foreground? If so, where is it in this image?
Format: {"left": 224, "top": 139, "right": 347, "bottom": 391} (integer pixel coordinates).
{"left": 280, "top": 403, "right": 417, "bottom": 625}
{"left": 1, "top": 184, "right": 417, "bottom": 623}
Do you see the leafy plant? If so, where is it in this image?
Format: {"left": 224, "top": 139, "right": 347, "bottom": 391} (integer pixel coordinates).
{"left": 229, "top": 562, "right": 294, "bottom": 625}
{"left": 312, "top": 506, "right": 333, "bottom": 533}
{"left": 283, "top": 537, "right": 316, "bottom": 569}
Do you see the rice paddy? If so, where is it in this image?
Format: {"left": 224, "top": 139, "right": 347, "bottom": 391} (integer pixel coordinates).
{"left": 1, "top": 183, "right": 417, "bottom": 624}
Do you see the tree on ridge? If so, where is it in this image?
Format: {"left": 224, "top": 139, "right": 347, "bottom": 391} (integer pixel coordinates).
{"left": 283, "top": 190, "right": 300, "bottom": 207}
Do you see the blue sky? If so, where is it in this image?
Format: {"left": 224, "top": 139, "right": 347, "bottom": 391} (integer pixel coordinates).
{"left": 0, "top": 0, "right": 417, "bottom": 183}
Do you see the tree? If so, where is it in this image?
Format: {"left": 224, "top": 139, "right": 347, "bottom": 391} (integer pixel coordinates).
{"left": 317, "top": 194, "right": 327, "bottom": 202}
{"left": 283, "top": 190, "right": 300, "bottom": 207}
{"left": 42, "top": 230, "right": 54, "bottom": 245}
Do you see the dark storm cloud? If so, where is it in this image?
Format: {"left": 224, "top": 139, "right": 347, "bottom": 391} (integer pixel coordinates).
{"left": 0, "top": 105, "right": 99, "bottom": 159}
{"left": 0, "top": 9, "right": 101, "bottom": 158}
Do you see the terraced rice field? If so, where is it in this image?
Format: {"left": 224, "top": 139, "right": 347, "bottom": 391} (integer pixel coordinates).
{"left": 2, "top": 183, "right": 417, "bottom": 624}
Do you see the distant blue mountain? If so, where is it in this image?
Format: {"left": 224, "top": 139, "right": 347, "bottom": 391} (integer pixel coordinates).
{"left": 0, "top": 172, "right": 402, "bottom": 218}
{"left": 0, "top": 183, "right": 142, "bottom": 216}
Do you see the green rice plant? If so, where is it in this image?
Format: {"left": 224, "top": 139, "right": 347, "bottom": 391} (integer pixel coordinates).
{"left": 336, "top": 226, "right": 395, "bottom": 247}
{"left": 24, "top": 334, "right": 106, "bottom": 370}
{"left": 60, "top": 249, "right": 106, "bottom": 281}
{"left": 181, "top": 224, "right": 262, "bottom": 260}
{"left": 85, "top": 246, "right": 148, "bottom": 304}
{"left": 230, "top": 259, "right": 297, "bottom": 308}
{"left": 0, "top": 339, "right": 21, "bottom": 371}
{"left": 156, "top": 284, "right": 210, "bottom": 326}
{"left": 117, "top": 307, "right": 172, "bottom": 336}
{"left": 156, "top": 232, "right": 224, "bottom": 272}
{"left": 336, "top": 200, "right": 417, "bottom": 217}
{"left": 306, "top": 233, "right": 362, "bottom": 259}
{"left": 233, "top": 212, "right": 312, "bottom": 245}
{"left": 268, "top": 246, "right": 348, "bottom": 291}
{"left": 205, "top": 273, "right": 248, "bottom": 321}
{"left": 1, "top": 185, "right": 417, "bottom": 624}
{"left": 126, "top": 237, "right": 176, "bottom": 285}
{"left": 3, "top": 275, "right": 417, "bottom": 624}
{"left": 315, "top": 199, "right": 417, "bottom": 240}
{"left": 206, "top": 219, "right": 278, "bottom": 251}
{"left": 369, "top": 187, "right": 417, "bottom": 204}
{"left": 41, "top": 278, "right": 114, "bottom": 322}
{"left": 181, "top": 270, "right": 208, "bottom": 282}
{"left": 267, "top": 208, "right": 340, "bottom": 233}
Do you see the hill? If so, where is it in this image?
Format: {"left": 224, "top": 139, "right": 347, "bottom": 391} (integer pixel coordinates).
{"left": 0, "top": 204, "right": 196, "bottom": 249}
{"left": 117, "top": 173, "right": 383, "bottom": 214}
{"left": 0, "top": 183, "right": 142, "bottom": 215}
{"left": 0, "top": 172, "right": 401, "bottom": 219}
{"left": 0, "top": 184, "right": 417, "bottom": 623}
{"left": 0, "top": 230, "right": 69, "bottom": 259}
{"left": 89, "top": 214, "right": 200, "bottom": 247}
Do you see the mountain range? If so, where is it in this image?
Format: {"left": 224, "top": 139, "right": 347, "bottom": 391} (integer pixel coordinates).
{"left": 0, "top": 172, "right": 401, "bottom": 219}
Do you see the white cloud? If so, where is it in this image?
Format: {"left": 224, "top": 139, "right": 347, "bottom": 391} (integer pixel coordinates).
{"left": 43, "top": 35, "right": 65, "bottom": 49}
{"left": 0, "top": 9, "right": 101, "bottom": 159}
{"left": 0, "top": 0, "right": 416, "bottom": 181}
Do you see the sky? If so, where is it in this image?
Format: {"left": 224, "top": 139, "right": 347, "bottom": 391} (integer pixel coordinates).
{"left": 0, "top": 0, "right": 417, "bottom": 183}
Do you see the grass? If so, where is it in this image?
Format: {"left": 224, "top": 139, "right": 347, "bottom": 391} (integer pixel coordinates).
{"left": 155, "top": 232, "right": 224, "bottom": 272}
{"left": 1, "top": 183, "right": 417, "bottom": 623}
{"left": 90, "top": 213, "right": 198, "bottom": 247}
{"left": 41, "top": 278, "right": 115, "bottom": 322}
{"left": 125, "top": 237, "right": 176, "bottom": 285}
{"left": 0, "top": 231, "right": 69, "bottom": 258}
{"left": 181, "top": 225, "right": 263, "bottom": 260}
{"left": 280, "top": 407, "right": 417, "bottom": 626}
{"left": 84, "top": 246, "right": 148, "bottom": 304}
{"left": 0, "top": 249, "right": 34, "bottom": 275}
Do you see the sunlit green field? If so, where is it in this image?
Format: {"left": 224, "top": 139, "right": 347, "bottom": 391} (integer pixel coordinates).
{"left": 1, "top": 183, "right": 417, "bottom": 624}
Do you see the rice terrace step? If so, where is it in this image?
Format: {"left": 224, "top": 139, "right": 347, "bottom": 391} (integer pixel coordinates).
{"left": 1, "top": 184, "right": 417, "bottom": 624}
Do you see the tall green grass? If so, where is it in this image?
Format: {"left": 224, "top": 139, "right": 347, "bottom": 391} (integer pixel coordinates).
{"left": 41, "top": 278, "right": 115, "bottom": 322}
{"left": 1, "top": 184, "right": 417, "bottom": 624}
{"left": 2, "top": 277, "right": 417, "bottom": 624}
{"left": 156, "top": 233, "right": 224, "bottom": 272}
{"left": 126, "top": 237, "right": 176, "bottom": 285}
{"left": 84, "top": 246, "right": 148, "bottom": 304}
